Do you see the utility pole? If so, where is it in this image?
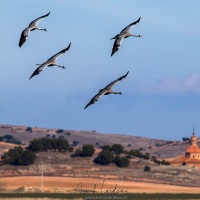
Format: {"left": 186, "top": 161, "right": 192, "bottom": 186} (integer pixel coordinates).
{"left": 41, "top": 164, "right": 44, "bottom": 191}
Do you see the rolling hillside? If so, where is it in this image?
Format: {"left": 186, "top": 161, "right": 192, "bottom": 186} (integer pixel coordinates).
{"left": 0, "top": 123, "right": 193, "bottom": 159}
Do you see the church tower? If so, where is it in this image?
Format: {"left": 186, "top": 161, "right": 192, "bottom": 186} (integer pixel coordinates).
{"left": 185, "top": 128, "right": 200, "bottom": 159}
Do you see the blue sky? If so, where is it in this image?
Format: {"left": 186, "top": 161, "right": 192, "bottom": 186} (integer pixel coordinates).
{"left": 1, "top": 1, "right": 200, "bottom": 140}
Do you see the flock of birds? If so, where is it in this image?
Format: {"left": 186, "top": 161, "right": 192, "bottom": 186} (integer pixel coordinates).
{"left": 19, "top": 12, "right": 142, "bottom": 109}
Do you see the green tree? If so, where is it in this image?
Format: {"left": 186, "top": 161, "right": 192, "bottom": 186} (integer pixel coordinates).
{"left": 113, "top": 155, "right": 129, "bottom": 167}
{"left": 26, "top": 127, "right": 32, "bottom": 132}
{"left": 111, "top": 144, "right": 124, "bottom": 154}
{"left": 29, "top": 138, "right": 43, "bottom": 152}
{"left": 2, "top": 146, "right": 36, "bottom": 165}
{"left": 56, "top": 138, "right": 69, "bottom": 152}
{"left": 94, "top": 150, "right": 113, "bottom": 165}
{"left": 56, "top": 129, "right": 64, "bottom": 134}
{"left": 80, "top": 144, "right": 95, "bottom": 157}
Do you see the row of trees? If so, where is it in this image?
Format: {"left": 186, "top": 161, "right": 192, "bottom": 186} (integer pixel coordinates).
{"left": 1, "top": 137, "right": 72, "bottom": 166}
{"left": 28, "top": 137, "right": 72, "bottom": 152}
{"left": 1, "top": 137, "right": 169, "bottom": 168}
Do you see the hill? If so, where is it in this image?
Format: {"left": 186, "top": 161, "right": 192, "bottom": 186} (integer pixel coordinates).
{"left": 1, "top": 124, "right": 200, "bottom": 192}
{"left": 0, "top": 124, "right": 192, "bottom": 159}
{"left": 0, "top": 124, "right": 193, "bottom": 159}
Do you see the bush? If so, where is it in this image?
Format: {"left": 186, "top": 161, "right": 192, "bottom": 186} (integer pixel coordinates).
{"left": 151, "top": 156, "right": 170, "bottom": 165}
{"left": 80, "top": 144, "right": 95, "bottom": 157}
{"left": 56, "top": 129, "right": 64, "bottom": 134}
{"left": 3, "top": 135, "right": 13, "bottom": 140}
{"left": 128, "top": 149, "right": 150, "bottom": 160}
{"left": 1, "top": 146, "right": 36, "bottom": 165}
{"left": 94, "top": 150, "right": 113, "bottom": 165}
{"left": 26, "top": 127, "right": 32, "bottom": 132}
{"left": 111, "top": 144, "right": 124, "bottom": 154}
{"left": 113, "top": 155, "right": 129, "bottom": 167}
{"left": 144, "top": 165, "right": 151, "bottom": 171}
{"left": 56, "top": 138, "right": 69, "bottom": 152}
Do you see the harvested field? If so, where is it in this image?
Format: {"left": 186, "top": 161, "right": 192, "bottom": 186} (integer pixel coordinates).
{"left": 1, "top": 176, "right": 200, "bottom": 193}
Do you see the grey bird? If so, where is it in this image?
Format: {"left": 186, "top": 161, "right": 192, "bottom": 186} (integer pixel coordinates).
{"left": 111, "top": 17, "right": 142, "bottom": 56}
{"left": 84, "top": 71, "right": 129, "bottom": 109}
{"left": 29, "top": 43, "right": 71, "bottom": 80}
{"left": 19, "top": 12, "right": 50, "bottom": 47}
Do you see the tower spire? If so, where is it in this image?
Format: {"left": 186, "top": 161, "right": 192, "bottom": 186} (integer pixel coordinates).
{"left": 193, "top": 124, "right": 195, "bottom": 136}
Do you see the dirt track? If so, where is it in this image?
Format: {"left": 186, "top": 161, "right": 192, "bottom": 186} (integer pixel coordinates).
{"left": 1, "top": 176, "right": 200, "bottom": 193}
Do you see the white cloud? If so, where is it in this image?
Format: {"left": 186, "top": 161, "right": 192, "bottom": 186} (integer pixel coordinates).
{"left": 133, "top": 72, "right": 200, "bottom": 96}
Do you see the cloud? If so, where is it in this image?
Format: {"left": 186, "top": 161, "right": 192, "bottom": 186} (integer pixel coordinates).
{"left": 133, "top": 72, "right": 200, "bottom": 96}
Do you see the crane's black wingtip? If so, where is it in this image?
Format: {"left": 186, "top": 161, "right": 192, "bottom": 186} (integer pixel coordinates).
{"left": 84, "top": 106, "right": 88, "bottom": 110}
{"left": 67, "top": 42, "right": 71, "bottom": 50}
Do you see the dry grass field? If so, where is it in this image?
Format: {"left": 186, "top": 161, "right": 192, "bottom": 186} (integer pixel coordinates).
{"left": 1, "top": 176, "right": 200, "bottom": 194}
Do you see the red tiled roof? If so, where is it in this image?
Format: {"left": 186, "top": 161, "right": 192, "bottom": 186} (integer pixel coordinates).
{"left": 170, "top": 156, "right": 186, "bottom": 163}
{"left": 185, "top": 145, "right": 200, "bottom": 153}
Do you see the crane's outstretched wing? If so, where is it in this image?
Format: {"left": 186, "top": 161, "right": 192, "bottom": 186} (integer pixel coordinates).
{"left": 120, "top": 17, "right": 141, "bottom": 34}
{"left": 28, "top": 12, "right": 50, "bottom": 27}
{"left": 104, "top": 71, "right": 129, "bottom": 90}
{"left": 111, "top": 35, "right": 124, "bottom": 56}
{"left": 84, "top": 89, "right": 107, "bottom": 109}
{"left": 19, "top": 28, "right": 30, "bottom": 47}
{"left": 29, "top": 63, "right": 48, "bottom": 80}
{"left": 47, "top": 43, "right": 71, "bottom": 62}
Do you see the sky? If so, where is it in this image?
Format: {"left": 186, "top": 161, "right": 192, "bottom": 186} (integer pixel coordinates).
{"left": 0, "top": 0, "right": 200, "bottom": 140}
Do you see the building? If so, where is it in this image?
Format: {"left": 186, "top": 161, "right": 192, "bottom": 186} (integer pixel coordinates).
{"left": 170, "top": 129, "right": 200, "bottom": 168}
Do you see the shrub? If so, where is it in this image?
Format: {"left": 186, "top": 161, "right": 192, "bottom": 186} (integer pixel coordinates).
{"left": 144, "top": 165, "right": 151, "bottom": 171}
{"left": 113, "top": 155, "right": 129, "bottom": 167}
{"left": 56, "top": 138, "right": 69, "bottom": 152}
{"left": 56, "top": 129, "right": 64, "bottom": 134}
{"left": 80, "top": 144, "right": 95, "bottom": 157}
{"left": 26, "top": 127, "right": 32, "bottom": 132}
{"left": 2, "top": 146, "right": 36, "bottom": 165}
{"left": 151, "top": 156, "right": 170, "bottom": 165}
{"left": 111, "top": 144, "right": 124, "bottom": 154}
{"left": 94, "top": 150, "right": 113, "bottom": 165}
{"left": 128, "top": 149, "right": 150, "bottom": 160}
{"left": 3, "top": 135, "right": 13, "bottom": 140}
